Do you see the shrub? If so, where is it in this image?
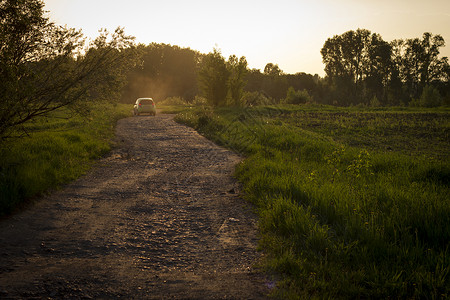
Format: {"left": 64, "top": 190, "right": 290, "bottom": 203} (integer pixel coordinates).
{"left": 285, "top": 87, "right": 312, "bottom": 104}
{"left": 369, "top": 95, "right": 381, "bottom": 107}
{"left": 192, "top": 96, "right": 208, "bottom": 106}
{"left": 158, "top": 96, "right": 188, "bottom": 106}
{"left": 0, "top": 104, "right": 130, "bottom": 215}
{"left": 241, "top": 91, "right": 271, "bottom": 106}
{"left": 410, "top": 85, "right": 442, "bottom": 107}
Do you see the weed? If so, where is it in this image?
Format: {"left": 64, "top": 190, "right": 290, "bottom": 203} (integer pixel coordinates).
{"left": 0, "top": 103, "right": 131, "bottom": 215}
{"left": 175, "top": 104, "right": 450, "bottom": 298}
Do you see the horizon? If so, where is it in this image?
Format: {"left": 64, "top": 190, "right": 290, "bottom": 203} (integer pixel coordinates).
{"left": 44, "top": 0, "right": 450, "bottom": 76}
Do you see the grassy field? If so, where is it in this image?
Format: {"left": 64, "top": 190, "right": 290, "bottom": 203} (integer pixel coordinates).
{"left": 0, "top": 103, "right": 131, "bottom": 216}
{"left": 175, "top": 105, "right": 449, "bottom": 299}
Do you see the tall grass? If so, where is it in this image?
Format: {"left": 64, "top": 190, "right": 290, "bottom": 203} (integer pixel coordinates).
{"left": 175, "top": 105, "right": 450, "bottom": 298}
{"left": 0, "top": 103, "right": 131, "bottom": 215}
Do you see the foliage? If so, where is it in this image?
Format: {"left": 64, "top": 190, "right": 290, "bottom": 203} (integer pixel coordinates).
{"left": 284, "top": 87, "right": 312, "bottom": 104}
{"left": 369, "top": 95, "right": 381, "bottom": 107}
{"left": 157, "top": 96, "right": 188, "bottom": 106}
{"left": 117, "top": 29, "right": 447, "bottom": 109}
{"left": 410, "top": 85, "right": 443, "bottom": 107}
{"left": 198, "top": 49, "right": 248, "bottom": 107}
{"left": 192, "top": 95, "right": 208, "bottom": 106}
{"left": 198, "top": 48, "right": 230, "bottom": 106}
{"left": 321, "top": 29, "right": 449, "bottom": 106}
{"left": 264, "top": 63, "right": 283, "bottom": 76}
{"left": 0, "top": 103, "right": 131, "bottom": 215}
{"left": 396, "top": 33, "right": 449, "bottom": 95}
{"left": 227, "top": 55, "right": 248, "bottom": 106}
{"left": 0, "top": 0, "right": 136, "bottom": 142}
{"left": 175, "top": 105, "right": 450, "bottom": 298}
{"left": 241, "top": 91, "right": 272, "bottom": 106}
{"left": 120, "top": 43, "right": 200, "bottom": 103}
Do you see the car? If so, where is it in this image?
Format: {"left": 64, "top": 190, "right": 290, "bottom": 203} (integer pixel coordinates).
{"left": 133, "top": 98, "right": 156, "bottom": 116}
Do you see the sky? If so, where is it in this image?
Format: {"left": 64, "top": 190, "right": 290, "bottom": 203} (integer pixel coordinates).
{"left": 43, "top": 0, "right": 450, "bottom": 76}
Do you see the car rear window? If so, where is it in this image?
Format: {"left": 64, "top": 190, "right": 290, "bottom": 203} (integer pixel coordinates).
{"left": 140, "top": 100, "right": 154, "bottom": 105}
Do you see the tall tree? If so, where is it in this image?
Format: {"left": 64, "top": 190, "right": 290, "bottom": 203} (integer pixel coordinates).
{"left": 198, "top": 49, "right": 230, "bottom": 106}
{"left": 321, "top": 29, "right": 397, "bottom": 105}
{"left": 0, "top": 0, "right": 135, "bottom": 141}
{"left": 121, "top": 43, "right": 200, "bottom": 103}
{"left": 393, "top": 33, "right": 448, "bottom": 100}
{"left": 390, "top": 39, "right": 409, "bottom": 104}
{"left": 365, "top": 33, "right": 392, "bottom": 104}
{"left": 227, "top": 55, "right": 247, "bottom": 106}
{"left": 263, "top": 63, "right": 282, "bottom": 76}
{"left": 418, "top": 33, "right": 447, "bottom": 85}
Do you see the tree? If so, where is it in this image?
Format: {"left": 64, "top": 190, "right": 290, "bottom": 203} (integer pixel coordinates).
{"left": 390, "top": 33, "right": 449, "bottom": 102}
{"left": 227, "top": 55, "right": 247, "bottom": 106}
{"left": 0, "top": 0, "right": 135, "bottom": 141}
{"left": 79, "top": 28, "right": 136, "bottom": 102}
{"left": 410, "top": 85, "right": 443, "bottom": 107}
{"left": 319, "top": 29, "right": 450, "bottom": 106}
{"left": 263, "top": 63, "right": 282, "bottom": 76}
{"left": 244, "top": 67, "right": 321, "bottom": 104}
{"left": 364, "top": 33, "right": 392, "bottom": 104}
{"left": 284, "top": 87, "right": 311, "bottom": 104}
{"left": 404, "top": 33, "right": 448, "bottom": 99}
{"left": 321, "top": 29, "right": 376, "bottom": 105}
{"left": 121, "top": 43, "right": 200, "bottom": 103}
{"left": 388, "top": 39, "right": 407, "bottom": 105}
{"left": 198, "top": 49, "right": 230, "bottom": 106}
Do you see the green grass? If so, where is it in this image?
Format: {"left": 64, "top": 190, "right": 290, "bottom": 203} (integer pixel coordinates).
{"left": 0, "top": 103, "right": 131, "bottom": 215}
{"left": 175, "top": 104, "right": 450, "bottom": 299}
{"left": 157, "top": 104, "right": 196, "bottom": 114}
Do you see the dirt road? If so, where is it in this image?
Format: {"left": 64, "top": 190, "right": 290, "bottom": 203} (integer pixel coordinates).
{"left": 0, "top": 114, "right": 269, "bottom": 299}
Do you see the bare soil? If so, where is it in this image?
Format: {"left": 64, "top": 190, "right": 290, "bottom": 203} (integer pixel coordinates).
{"left": 0, "top": 114, "right": 269, "bottom": 299}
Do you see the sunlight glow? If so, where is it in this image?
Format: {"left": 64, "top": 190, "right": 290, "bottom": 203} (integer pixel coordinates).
{"left": 44, "top": 0, "right": 450, "bottom": 76}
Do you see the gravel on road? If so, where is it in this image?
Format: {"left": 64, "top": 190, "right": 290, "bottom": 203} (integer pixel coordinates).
{"left": 0, "top": 114, "right": 269, "bottom": 299}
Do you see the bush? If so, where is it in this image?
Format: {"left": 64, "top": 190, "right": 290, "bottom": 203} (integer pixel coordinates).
{"left": 369, "top": 95, "right": 381, "bottom": 107}
{"left": 241, "top": 91, "right": 271, "bottom": 106}
{"left": 410, "top": 85, "right": 442, "bottom": 107}
{"left": 192, "top": 96, "right": 208, "bottom": 106}
{"left": 285, "top": 87, "right": 312, "bottom": 104}
{"left": 0, "top": 104, "right": 130, "bottom": 215}
{"left": 158, "top": 97, "right": 188, "bottom": 106}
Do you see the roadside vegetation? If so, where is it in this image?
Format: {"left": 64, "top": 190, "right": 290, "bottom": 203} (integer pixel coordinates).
{"left": 175, "top": 105, "right": 449, "bottom": 299}
{"left": 0, "top": 104, "right": 131, "bottom": 215}
{"left": 154, "top": 32, "right": 448, "bottom": 299}
{"left": 0, "top": 0, "right": 134, "bottom": 215}
{"left": 2, "top": 1, "right": 449, "bottom": 298}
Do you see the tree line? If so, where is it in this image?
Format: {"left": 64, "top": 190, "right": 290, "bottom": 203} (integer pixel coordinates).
{"left": 120, "top": 46, "right": 321, "bottom": 106}
{"left": 321, "top": 28, "right": 449, "bottom": 106}
{"left": 122, "top": 29, "right": 449, "bottom": 107}
{"left": 2, "top": 0, "right": 449, "bottom": 142}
